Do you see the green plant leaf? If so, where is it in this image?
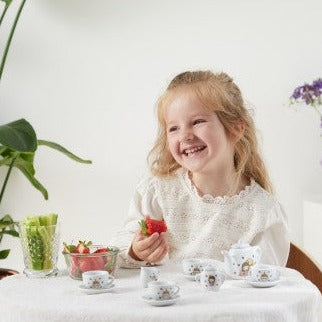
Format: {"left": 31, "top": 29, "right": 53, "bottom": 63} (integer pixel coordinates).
{"left": 14, "top": 153, "right": 36, "bottom": 176}
{"left": 1, "top": 0, "right": 13, "bottom": 6}
{"left": 19, "top": 151, "right": 35, "bottom": 163}
{"left": 0, "top": 152, "right": 35, "bottom": 173}
{"left": 15, "top": 164, "right": 48, "bottom": 200}
{"left": 1, "top": 230, "right": 19, "bottom": 237}
{"left": 0, "top": 145, "right": 7, "bottom": 154}
{"left": 0, "top": 119, "right": 37, "bottom": 152}
{"left": 38, "top": 140, "right": 92, "bottom": 164}
{"left": 0, "top": 155, "right": 11, "bottom": 166}
{"left": 0, "top": 249, "right": 10, "bottom": 259}
{"left": 0, "top": 214, "right": 14, "bottom": 224}
{"left": 0, "top": 146, "right": 16, "bottom": 159}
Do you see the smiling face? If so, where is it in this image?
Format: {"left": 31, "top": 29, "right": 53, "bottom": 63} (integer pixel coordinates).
{"left": 165, "top": 89, "right": 236, "bottom": 175}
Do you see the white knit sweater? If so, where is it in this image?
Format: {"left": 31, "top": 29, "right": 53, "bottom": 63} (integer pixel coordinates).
{"left": 111, "top": 169, "right": 290, "bottom": 268}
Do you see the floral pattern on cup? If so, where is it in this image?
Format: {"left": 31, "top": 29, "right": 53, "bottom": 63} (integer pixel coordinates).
{"left": 146, "top": 280, "right": 180, "bottom": 300}
{"left": 250, "top": 264, "right": 280, "bottom": 283}
{"left": 182, "top": 258, "right": 204, "bottom": 276}
{"left": 140, "top": 267, "right": 160, "bottom": 288}
{"left": 82, "top": 270, "right": 114, "bottom": 289}
{"left": 195, "top": 266, "right": 225, "bottom": 291}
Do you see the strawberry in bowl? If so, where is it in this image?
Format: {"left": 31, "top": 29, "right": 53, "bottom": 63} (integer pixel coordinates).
{"left": 62, "top": 241, "right": 119, "bottom": 280}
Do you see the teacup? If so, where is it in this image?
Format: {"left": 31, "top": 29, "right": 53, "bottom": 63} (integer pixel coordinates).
{"left": 82, "top": 270, "right": 114, "bottom": 289}
{"left": 182, "top": 258, "right": 204, "bottom": 276}
{"left": 250, "top": 264, "right": 280, "bottom": 282}
{"left": 140, "top": 266, "right": 160, "bottom": 288}
{"left": 195, "top": 265, "right": 225, "bottom": 291}
{"left": 146, "top": 280, "right": 180, "bottom": 300}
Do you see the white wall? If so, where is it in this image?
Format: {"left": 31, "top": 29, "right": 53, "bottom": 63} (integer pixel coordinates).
{"left": 1, "top": 0, "right": 322, "bottom": 272}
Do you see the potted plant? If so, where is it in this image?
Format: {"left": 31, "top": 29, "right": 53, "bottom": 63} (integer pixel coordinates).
{"left": 0, "top": 118, "right": 92, "bottom": 279}
{"left": 290, "top": 78, "right": 322, "bottom": 164}
{"left": 0, "top": 1, "right": 92, "bottom": 279}
{"left": 0, "top": 214, "right": 19, "bottom": 278}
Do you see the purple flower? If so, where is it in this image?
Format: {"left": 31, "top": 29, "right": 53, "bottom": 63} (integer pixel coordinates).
{"left": 313, "top": 79, "right": 322, "bottom": 88}
{"left": 312, "top": 79, "right": 322, "bottom": 97}
{"left": 290, "top": 78, "right": 322, "bottom": 107}
{"left": 291, "top": 86, "right": 303, "bottom": 99}
{"left": 291, "top": 79, "right": 322, "bottom": 165}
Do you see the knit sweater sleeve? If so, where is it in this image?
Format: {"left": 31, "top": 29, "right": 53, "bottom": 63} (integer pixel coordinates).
{"left": 109, "top": 175, "right": 165, "bottom": 268}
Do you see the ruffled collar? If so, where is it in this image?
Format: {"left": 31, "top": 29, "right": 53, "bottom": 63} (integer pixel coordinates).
{"left": 182, "top": 170, "right": 256, "bottom": 204}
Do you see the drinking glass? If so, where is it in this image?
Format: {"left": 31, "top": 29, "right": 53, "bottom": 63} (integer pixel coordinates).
{"left": 19, "top": 223, "right": 60, "bottom": 278}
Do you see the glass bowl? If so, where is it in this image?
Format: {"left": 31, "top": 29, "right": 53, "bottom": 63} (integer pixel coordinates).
{"left": 63, "top": 245, "right": 119, "bottom": 280}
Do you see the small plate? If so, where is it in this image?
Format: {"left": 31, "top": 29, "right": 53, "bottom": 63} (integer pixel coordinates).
{"left": 246, "top": 279, "right": 280, "bottom": 288}
{"left": 183, "top": 274, "right": 197, "bottom": 281}
{"left": 79, "top": 284, "right": 115, "bottom": 294}
{"left": 142, "top": 294, "right": 180, "bottom": 306}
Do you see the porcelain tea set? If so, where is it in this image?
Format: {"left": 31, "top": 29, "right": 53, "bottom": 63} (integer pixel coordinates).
{"left": 138, "top": 240, "right": 281, "bottom": 306}
{"left": 78, "top": 240, "right": 281, "bottom": 303}
{"left": 182, "top": 240, "right": 281, "bottom": 290}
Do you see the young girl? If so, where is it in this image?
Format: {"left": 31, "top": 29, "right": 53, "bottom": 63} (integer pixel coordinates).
{"left": 111, "top": 70, "right": 290, "bottom": 268}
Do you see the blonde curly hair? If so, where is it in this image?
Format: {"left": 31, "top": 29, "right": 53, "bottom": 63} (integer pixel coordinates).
{"left": 148, "top": 70, "right": 272, "bottom": 193}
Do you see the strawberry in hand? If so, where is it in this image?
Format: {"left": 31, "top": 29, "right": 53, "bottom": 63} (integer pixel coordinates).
{"left": 139, "top": 215, "right": 167, "bottom": 236}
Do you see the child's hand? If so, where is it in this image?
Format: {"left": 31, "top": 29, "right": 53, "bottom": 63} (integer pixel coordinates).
{"left": 129, "top": 229, "right": 169, "bottom": 263}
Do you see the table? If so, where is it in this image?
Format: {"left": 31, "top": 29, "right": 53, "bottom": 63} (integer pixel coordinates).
{"left": 0, "top": 262, "right": 320, "bottom": 322}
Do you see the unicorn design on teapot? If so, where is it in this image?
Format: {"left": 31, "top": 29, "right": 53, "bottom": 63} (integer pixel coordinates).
{"left": 221, "top": 240, "right": 261, "bottom": 279}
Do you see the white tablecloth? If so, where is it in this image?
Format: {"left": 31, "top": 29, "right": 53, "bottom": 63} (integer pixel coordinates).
{"left": 0, "top": 262, "right": 320, "bottom": 322}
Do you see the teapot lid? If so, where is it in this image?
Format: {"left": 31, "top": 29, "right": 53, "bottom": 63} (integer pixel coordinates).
{"left": 203, "top": 264, "right": 218, "bottom": 271}
{"left": 231, "top": 239, "right": 250, "bottom": 249}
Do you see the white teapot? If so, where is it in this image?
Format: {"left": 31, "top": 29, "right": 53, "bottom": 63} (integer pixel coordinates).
{"left": 221, "top": 240, "right": 261, "bottom": 279}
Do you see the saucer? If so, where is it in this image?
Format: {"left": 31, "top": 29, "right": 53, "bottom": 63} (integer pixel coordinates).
{"left": 183, "top": 274, "right": 197, "bottom": 281}
{"left": 142, "top": 294, "right": 180, "bottom": 306}
{"left": 246, "top": 279, "right": 280, "bottom": 288}
{"left": 79, "top": 283, "right": 115, "bottom": 294}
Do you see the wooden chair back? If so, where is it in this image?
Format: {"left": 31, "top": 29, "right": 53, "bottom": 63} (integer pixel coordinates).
{"left": 286, "top": 242, "right": 322, "bottom": 293}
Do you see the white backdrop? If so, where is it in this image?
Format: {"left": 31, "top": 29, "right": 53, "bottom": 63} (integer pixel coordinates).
{"left": 1, "top": 0, "right": 322, "bottom": 271}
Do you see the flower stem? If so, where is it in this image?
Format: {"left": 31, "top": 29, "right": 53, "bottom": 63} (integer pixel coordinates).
{"left": 0, "top": 0, "right": 27, "bottom": 83}
{"left": 0, "top": 3, "right": 9, "bottom": 27}
{"left": 0, "top": 156, "right": 16, "bottom": 206}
